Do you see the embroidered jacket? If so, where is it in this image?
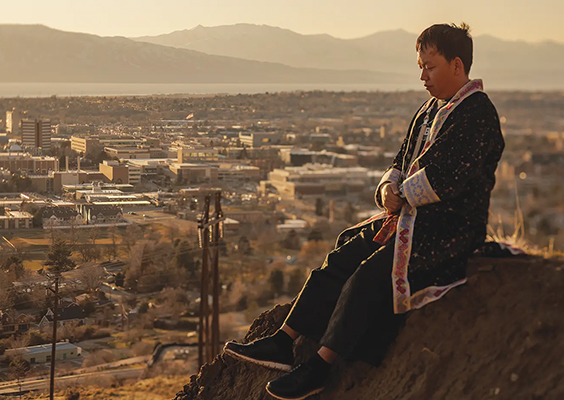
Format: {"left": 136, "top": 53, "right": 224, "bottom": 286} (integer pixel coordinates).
{"left": 342, "top": 80, "right": 505, "bottom": 314}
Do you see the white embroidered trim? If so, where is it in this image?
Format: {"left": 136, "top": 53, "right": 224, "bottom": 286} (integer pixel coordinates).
{"left": 403, "top": 167, "right": 441, "bottom": 207}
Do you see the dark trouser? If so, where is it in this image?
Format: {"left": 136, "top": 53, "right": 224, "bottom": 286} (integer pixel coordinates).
{"left": 284, "top": 221, "right": 406, "bottom": 363}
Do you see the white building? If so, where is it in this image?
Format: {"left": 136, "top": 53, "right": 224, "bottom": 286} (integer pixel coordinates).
{"left": 6, "top": 108, "right": 22, "bottom": 136}
{"left": 4, "top": 342, "right": 82, "bottom": 364}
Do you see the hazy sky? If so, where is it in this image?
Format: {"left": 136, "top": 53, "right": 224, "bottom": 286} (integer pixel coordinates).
{"left": 0, "top": 0, "right": 561, "bottom": 43}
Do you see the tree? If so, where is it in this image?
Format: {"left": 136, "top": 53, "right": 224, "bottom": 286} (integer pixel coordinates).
{"left": 44, "top": 239, "right": 76, "bottom": 274}
{"left": 1, "top": 254, "right": 25, "bottom": 279}
{"left": 268, "top": 269, "right": 284, "bottom": 298}
{"left": 123, "top": 224, "right": 143, "bottom": 251}
{"left": 106, "top": 225, "right": 119, "bottom": 261}
{"left": 77, "top": 265, "right": 105, "bottom": 292}
{"left": 283, "top": 229, "right": 301, "bottom": 250}
{"left": 315, "top": 198, "right": 324, "bottom": 216}
{"left": 307, "top": 228, "right": 323, "bottom": 242}
{"left": 298, "top": 241, "right": 333, "bottom": 270}
{"left": 6, "top": 335, "right": 31, "bottom": 393}
{"left": 287, "top": 268, "right": 306, "bottom": 296}
{"left": 343, "top": 201, "right": 356, "bottom": 224}
{"left": 238, "top": 236, "right": 252, "bottom": 255}
{"left": 174, "top": 240, "right": 197, "bottom": 276}
{"left": 8, "top": 355, "right": 29, "bottom": 392}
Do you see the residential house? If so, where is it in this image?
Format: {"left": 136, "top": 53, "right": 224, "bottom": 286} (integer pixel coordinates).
{"left": 75, "top": 204, "right": 124, "bottom": 225}
{"left": 41, "top": 206, "right": 83, "bottom": 228}
{"left": 39, "top": 304, "right": 85, "bottom": 330}
{"left": 0, "top": 312, "right": 33, "bottom": 336}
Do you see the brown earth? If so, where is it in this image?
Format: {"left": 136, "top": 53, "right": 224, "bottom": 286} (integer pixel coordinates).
{"left": 172, "top": 255, "right": 564, "bottom": 400}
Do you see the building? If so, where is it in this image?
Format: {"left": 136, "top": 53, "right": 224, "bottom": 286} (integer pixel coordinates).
{"left": 238, "top": 132, "right": 282, "bottom": 148}
{"left": 5, "top": 108, "right": 22, "bottom": 136}
{"left": 280, "top": 149, "right": 358, "bottom": 167}
{"left": 217, "top": 164, "right": 261, "bottom": 183}
{"left": 104, "top": 146, "right": 151, "bottom": 159}
{"left": 4, "top": 343, "right": 82, "bottom": 364}
{"left": 177, "top": 147, "right": 219, "bottom": 163}
{"left": 75, "top": 204, "right": 124, "bottom": 224}
{"left": 266, "top": 165, "right": 371, "bottom": 199}
{"left": 0, "top": 209, "right": 33, "bottom": 229}
{"left": 125, "top": 159, "right": 175, "bottom": 178}
{"left": 41, "top": 207, "right": 83, "bottom": 228}
{"left": 21, "top": 119, "right": 51, "bottom": 152}
{"left": 127, "top": 163, "right": 141, "bottom": 185}
{"left": 28, "top": 175, "right": 55, "bottom": 193}
{"left": 63, "top": 182, "right": 134, "bottom": 195}
{"left": 71, "top": 135, "right": 146, "bottom": 155}
{"left": 99, "top": 160, "right": 129, "bottom": 184}
{"left": 52, "top": 171, "right": 108, "bottom": 193}
{"left": 70, "top": 136, "right": 101, "bottom": 154}
{"left": 0, "top": 312, "right": 33, "bottom": 335}
{"left": 39, "top": 305, "right": 86, "bottom": 329}
{"left": 0, "top": 153, "right": 59, "bottom": 174}
{"left": 168, "top": 163, "right": 218, "bottom": 184}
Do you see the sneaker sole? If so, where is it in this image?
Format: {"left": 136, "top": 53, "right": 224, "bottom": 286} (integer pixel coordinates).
{"left": 223, "top": 347, "right": 292, "bottom": 372}
{"left": 265, "top": 385, "right": 324, "bottom": 400}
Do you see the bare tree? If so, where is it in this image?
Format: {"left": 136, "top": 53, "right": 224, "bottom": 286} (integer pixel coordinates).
{"left": 77, "top": 265, "right": 105, "bottom": 293}
{"left": 8, "top": 354, "right": 29, "bottom": 393}
{"left": 122, "top": 224, "right": 143, "bottom": 251}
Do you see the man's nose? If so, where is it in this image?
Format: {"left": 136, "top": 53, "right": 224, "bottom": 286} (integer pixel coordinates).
{"left": 420, "top": 69, "right": 428, "bottom": 82}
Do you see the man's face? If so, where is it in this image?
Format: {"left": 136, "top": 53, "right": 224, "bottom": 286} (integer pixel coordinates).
{"left": 417, "top": 46, "right": 458, "bottom": 100}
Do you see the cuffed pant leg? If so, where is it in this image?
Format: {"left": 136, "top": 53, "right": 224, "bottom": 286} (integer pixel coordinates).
{"left": 319, "top": 240, "right": 396, "bottom": 358}
{"left": 283, "top": 222, "right": 383, "bottom": 341}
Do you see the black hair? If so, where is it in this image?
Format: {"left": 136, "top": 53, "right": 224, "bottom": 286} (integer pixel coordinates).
{"left": 416, "top": 23, "right": 473, "bottom": 74}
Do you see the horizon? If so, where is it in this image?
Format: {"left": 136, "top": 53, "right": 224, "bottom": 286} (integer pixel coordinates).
{"left": 0, "top": 0, "right": 562, "bottom": 43}
{"left": 2, "top": 22, "right": 562, "bottom": 46}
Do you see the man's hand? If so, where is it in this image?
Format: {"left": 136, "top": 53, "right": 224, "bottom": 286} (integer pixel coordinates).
{"left": 381, "top": 182, "right": 405, "bottom": 213}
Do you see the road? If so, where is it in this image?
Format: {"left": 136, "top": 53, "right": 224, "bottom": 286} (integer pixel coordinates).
{"left": 0, "top": 366, "right": 145, "bottom": 395}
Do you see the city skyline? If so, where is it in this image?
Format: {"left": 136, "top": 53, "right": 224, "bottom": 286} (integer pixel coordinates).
{"left": 0, "top": 0, "right": 562, "bottom": 43}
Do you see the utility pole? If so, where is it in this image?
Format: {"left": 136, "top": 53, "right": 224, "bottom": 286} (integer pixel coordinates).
{"left": 197, "top": 192, "right": 224, "bottom": 367}
{"left": 211, "top": 192, "right": 223, "bottom": 356}
{"left": 48, "top": 274, "right": 60, "bottom": 400}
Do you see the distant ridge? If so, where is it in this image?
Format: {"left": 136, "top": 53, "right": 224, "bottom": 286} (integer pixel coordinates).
{"left": 132, "top": 24, "right": 564, "bottom": 89}
{"left": 0, "top": 24, "right": 406, "bottom": 84}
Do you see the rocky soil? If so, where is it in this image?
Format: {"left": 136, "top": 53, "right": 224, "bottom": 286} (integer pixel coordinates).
{"left": 173, "top": 255, "right": 564, "bottom": 400}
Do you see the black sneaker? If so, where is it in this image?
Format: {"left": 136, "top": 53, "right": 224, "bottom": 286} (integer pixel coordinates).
{"left": 265, "top": 362, "right": 327, "bottom": 400}
{"left": 223, "top": 336, "right": 294, "bottom": 371}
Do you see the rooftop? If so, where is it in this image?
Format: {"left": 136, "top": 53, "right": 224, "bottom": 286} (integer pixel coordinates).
{"left": 5, "top": 342, "right": 80, "bottom": 355}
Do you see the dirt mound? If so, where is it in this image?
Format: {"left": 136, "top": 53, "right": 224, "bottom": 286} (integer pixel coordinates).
{"left": 173, "top": 256, "right": 564, "bottom": 400}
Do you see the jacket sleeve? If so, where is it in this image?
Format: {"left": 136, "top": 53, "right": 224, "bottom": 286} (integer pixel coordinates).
{"left": 402, "top": 101, "right": 502, "bottom": 208}
{"left": 375, "top": 104, "right": 426, "bottom": 208}
{"left": 374, "top": 138, "right": 407, "bottom": 208}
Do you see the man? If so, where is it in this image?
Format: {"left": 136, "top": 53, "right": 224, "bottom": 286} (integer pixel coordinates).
{"left": 224, "top": 23, "right": 505, "bottom": 400}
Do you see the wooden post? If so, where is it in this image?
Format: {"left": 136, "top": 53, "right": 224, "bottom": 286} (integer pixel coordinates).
{"left": 197, "top": 192, "right": 224, "bottom": 367}
{"left": 198, "top": 196, "right": 211, "bottom": 367}
{"left": 211, "top": 192, "right": 223, "bottom": 356}
{"left": 49, "top": 276, "right": 59, "bottom": 400}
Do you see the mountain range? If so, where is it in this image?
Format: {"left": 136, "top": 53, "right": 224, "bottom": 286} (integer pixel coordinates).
{"left": 132, "top": 24, "right": 564, "bottom": 89}
{"left": 0, "top": 24, "right": 405, "bottom": 84}
{"left": 1, "top": 24, "right": 563, "bottom": 89}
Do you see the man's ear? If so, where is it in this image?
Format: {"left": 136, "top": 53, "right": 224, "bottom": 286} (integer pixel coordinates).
{"left": 453, "top": 57, "right": 465, "bottom": 75}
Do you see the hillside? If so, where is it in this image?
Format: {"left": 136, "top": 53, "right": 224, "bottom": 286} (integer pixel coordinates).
{"left": 0, "top": 25, "right": 404, "bottom": 84}
{"left": 132, "top": 24, "right": 564, "bottom": 89}
{"left": 172, "top": 255, "right": 564, "bottom": 400}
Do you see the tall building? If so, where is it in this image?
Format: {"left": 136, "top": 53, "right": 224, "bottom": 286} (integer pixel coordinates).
{"left": 21, "top": 119, "right": 51, "bottom": 152}
{"left": 6, "top": 108, "right": 22, "bottom": 136}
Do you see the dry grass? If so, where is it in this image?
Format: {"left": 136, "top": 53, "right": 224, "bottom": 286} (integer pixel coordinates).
{"left": 21, "top": 375, "right": 190, "bottom": 400}
{"left": 487, "top": 177, "right": 563, "bottom": 259}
